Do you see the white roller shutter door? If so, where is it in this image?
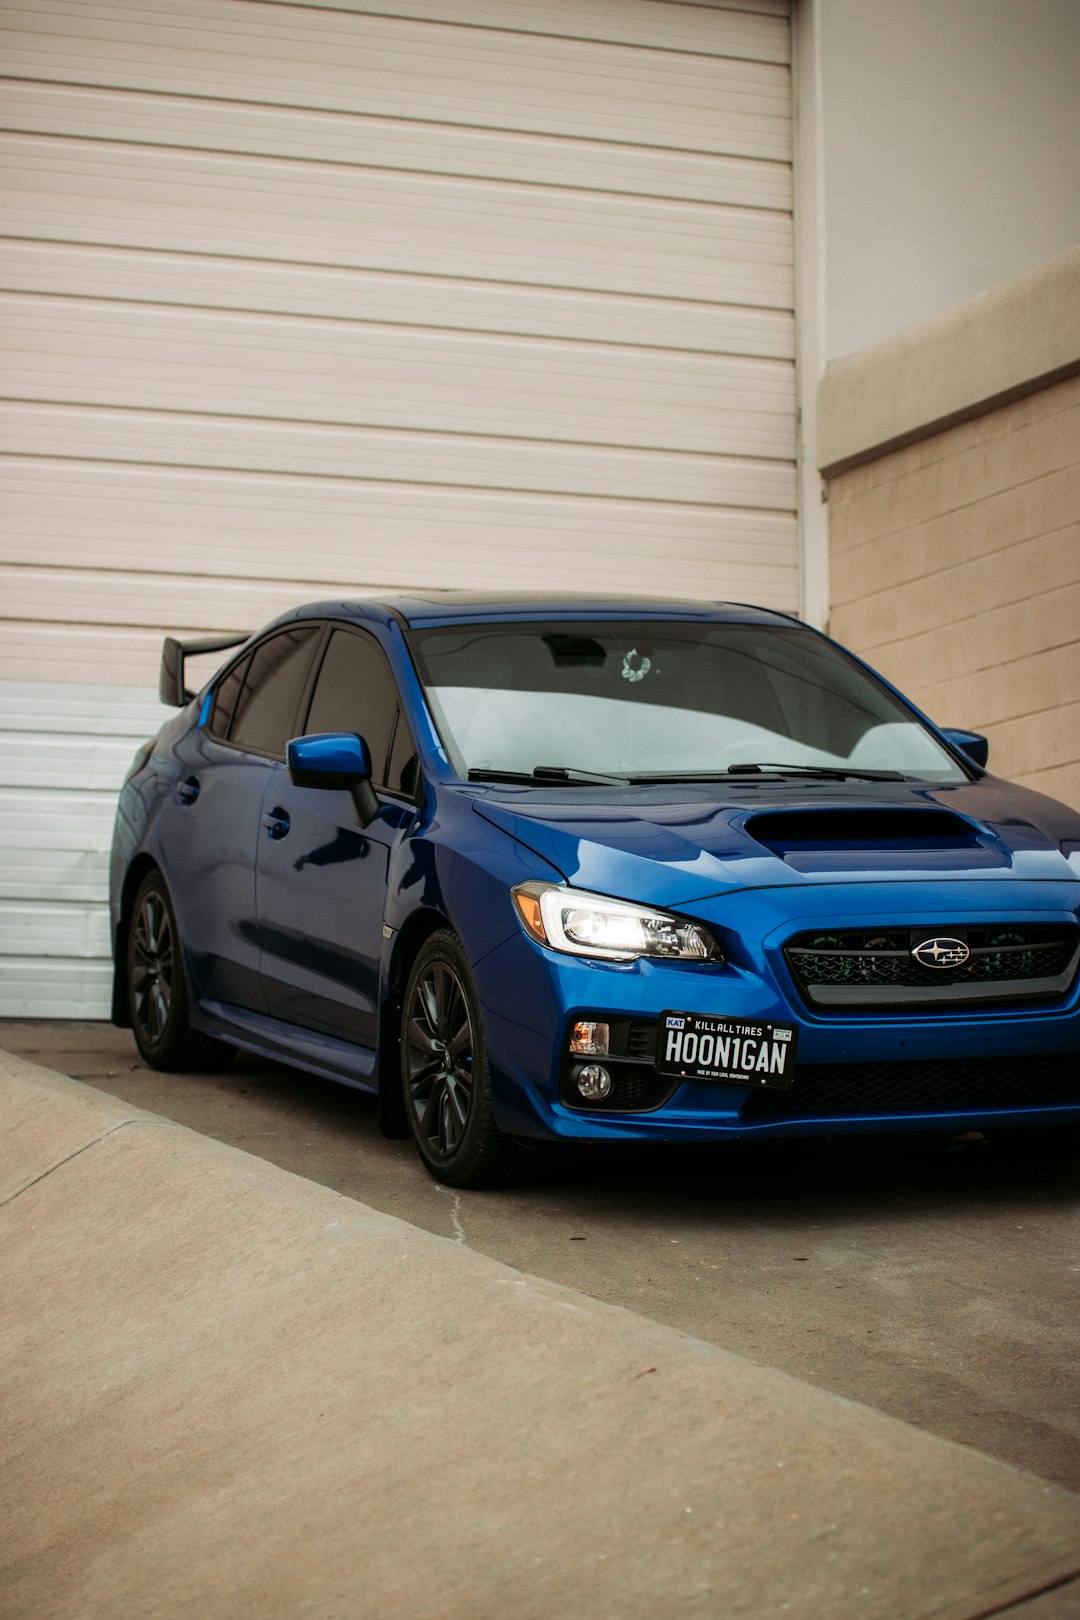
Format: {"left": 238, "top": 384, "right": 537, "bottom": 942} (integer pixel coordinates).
{"left": 0, "top": 0, "right": 795, "bottom": 1014}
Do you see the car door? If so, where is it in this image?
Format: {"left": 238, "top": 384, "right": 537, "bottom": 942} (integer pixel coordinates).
{"left": 159, "top": 623, "right": 322, "bottom": 1014}
{"left": 254, "top": 624, "right": 419, "bottom": 1047}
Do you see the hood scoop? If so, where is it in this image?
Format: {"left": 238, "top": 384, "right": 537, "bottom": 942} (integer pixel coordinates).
{"left": 745, "top": 808, "right": 1005, "bottom": 873}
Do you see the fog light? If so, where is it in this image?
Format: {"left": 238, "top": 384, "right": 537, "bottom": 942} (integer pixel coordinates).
{"left": 576, "top": 1063, "right": 613, "bottom": 1100}
{"left": 570, "top": 1020, "right": 609, "bottom": 1056}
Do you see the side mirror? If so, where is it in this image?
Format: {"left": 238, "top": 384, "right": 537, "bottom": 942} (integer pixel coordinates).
{"left": 287, "top": 733, "right": 380, "bottom": 828}
{"left": 942, "top": 728, "right": 989, "bottom": 769}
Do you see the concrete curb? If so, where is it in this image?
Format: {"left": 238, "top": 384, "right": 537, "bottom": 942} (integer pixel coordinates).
{"left": 2, "top": 1049, "right": 1079, "bottom": 1620}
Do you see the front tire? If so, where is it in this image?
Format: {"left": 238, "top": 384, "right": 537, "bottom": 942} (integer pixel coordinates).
{"left": 400, "top": 930, "right": 515, "bottom": 1188}
{"left": 126, "top": 871, "right": 232, "bottom": 1072}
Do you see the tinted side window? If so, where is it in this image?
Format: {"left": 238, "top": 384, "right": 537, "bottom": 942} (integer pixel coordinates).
{"left": 228, "top": 626, "right": 321, "bottom": 757}
{"left": 210, "top": 652, "right": 251, "bottom": 739}
{"left": 303, "top": 628, "right": 400, "bottom": 784}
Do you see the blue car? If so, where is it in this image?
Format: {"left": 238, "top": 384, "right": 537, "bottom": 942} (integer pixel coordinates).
{"left": 109, "top": 595, "right": 1080, "bottom": 1186}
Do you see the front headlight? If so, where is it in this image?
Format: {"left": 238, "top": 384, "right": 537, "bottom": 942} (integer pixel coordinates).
{"left": 511, "top": 881, "right": 721, "bottom": 963}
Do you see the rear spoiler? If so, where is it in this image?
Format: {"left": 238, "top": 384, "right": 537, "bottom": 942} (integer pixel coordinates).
{"left": 160, "top": 633, "right": 251, "bottom": 708}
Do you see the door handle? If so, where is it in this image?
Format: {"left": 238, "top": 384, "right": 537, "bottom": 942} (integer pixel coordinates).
{"left": 176, "top": 775, "right": 200, "bottom": 805}
{"left": 261, "top": 808, "right": 291, "bottom": 841}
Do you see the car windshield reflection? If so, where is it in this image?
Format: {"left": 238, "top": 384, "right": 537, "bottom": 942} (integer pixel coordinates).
{"left": 410, "top": 621, "right": 967, "bottom": 785}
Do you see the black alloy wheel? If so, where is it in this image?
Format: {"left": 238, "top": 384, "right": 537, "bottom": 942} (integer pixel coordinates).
{"left": 130, "top": 880, "right": 174, "bottom": 1049}
{"left": 401, "top": 930, "right": 515, "bottom": 1187}
{"left": 126, "top": 871, "right": 231, "bottom": 1071}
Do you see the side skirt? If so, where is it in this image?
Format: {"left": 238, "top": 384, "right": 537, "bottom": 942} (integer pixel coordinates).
{"left": 196, "top": 999, "right": 378, "bottom": 1092}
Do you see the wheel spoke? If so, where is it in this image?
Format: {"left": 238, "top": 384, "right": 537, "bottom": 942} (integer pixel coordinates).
{"left": 431, "top": 962, "right": 452, "bottom": 1039}
{"left": 143, "top": 897, "right": 162, "bottom": 956}
{"left": 130, "top": 962, "right": 154, "bottom": 994}
{"left": 406, "top": 1014, "right": 439, "bottom": 1058}
{"left": 405, "top": 1056, "right": 441, "bottom": 1098}
{"left": 443, "top": 1073, "right": 469, "bottom": 1136}
{"left": 149, "top": 981, "right": 169, "bottom": 1042}
{"left": 438, "top": 1088, "right": 457, "bottom": 1154}
{"left": 417, "top": 973, "right": 440, "bottom": 1035}
{"left": 446, "top": 1016, "right": 471, "bottom": 1064}
{"left": 419, "top": 1074, "right": 446, "bottom": 1142}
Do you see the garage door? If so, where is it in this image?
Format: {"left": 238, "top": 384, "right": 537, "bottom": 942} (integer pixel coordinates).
{"left": 0, "top": 0, "right": 795, "bottom": 1015}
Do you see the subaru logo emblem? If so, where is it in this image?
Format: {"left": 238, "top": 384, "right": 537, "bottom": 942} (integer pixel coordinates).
{"left": 911, "top": 937, "right": 970, "bottom": 969}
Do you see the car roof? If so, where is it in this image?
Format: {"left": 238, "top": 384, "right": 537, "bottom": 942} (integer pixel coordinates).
{"left": 272, "top": 592, "right": 800, "bottom": 631}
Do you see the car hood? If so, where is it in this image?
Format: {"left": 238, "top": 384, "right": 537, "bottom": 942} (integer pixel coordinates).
{"left": 469, "top": 777, "right": 1080, "bottom": 910}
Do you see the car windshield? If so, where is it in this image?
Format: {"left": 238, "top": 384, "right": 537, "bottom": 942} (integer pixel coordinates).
{"left": 409, "top": 620, "right": 968, "bottom": 784}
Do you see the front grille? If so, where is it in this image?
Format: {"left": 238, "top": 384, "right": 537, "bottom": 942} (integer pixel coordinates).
{"left": 607, "top": 1067, "right": 670, "bottom": 1109}
{"left": 626, "top": 1021, "right": 658, "bottom": 1061}
{"left": 785, "top": 924, "right": 1079, "bottom": 1009}
{"left": 746, "top": 1053, "right": 1080, "bottom": 1115}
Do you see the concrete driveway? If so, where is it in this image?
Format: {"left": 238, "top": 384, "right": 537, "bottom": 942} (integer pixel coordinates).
{"left": 3, "top": 1017, "right": 1078, "bottom": 1493}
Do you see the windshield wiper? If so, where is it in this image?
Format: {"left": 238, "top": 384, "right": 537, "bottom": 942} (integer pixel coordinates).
{"left": 468, "top": 762, "right": 907, "bottom": 787}
{"left": 725, "top": 762, "right": 907, "bottom": 782}
{"left": 533, "top": 764, "right": 628, "bottom": 784}
{"left": 623, "top": 763, "right": 908, "bottom": 784}
{"left": 467, "top": 765, "right": 628, "bottom": 786}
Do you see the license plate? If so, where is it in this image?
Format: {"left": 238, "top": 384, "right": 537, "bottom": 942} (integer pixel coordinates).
{"left": 657, "top": 1011, "right": 797, "bottom": 1089}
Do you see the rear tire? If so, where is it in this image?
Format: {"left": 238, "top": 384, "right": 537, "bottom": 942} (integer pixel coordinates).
{"left": 400, "top": 930, "right": 516, "bottom": 1188}
{"left": 126, "top": 871, "right": 233, "bottom": 1072}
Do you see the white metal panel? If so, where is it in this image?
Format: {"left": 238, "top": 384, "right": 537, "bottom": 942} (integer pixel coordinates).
{"left": 3, "top": 459, "right": 798, "bottom": 596}
{"left": 0, "top": 0, "right": 795, "bottom": 1014}
{"left": 0, "top": 83, "right": 793, "bottom": 211}
{"left": 0, "top": 959, "right": 114, "bottom": 1019}
{"left": 0, "top": 628, "right": 214, "bottom": 688}
{"left": 2, "top": 138, "right": 793, "bottom": 306}
{"left": 0, "top": 0, "right": 793, "bottom": 654}
{"left": 0, "top": 685, "right": 171, "bottom": 1013}
{"left": 0, "top": 541, "right": 799, "bottom": 631}
{"left": 257, "top": 0, "right": 792, "bottom": 57}
{"left": 0, "top": 791, "right": 119, "bottom": 906}
{"left": 0, "top": 408, "right": 797, "bottom": 508}
{"left": 0, "top": 900, "right": 111, "bottom": 954}
{"left": 0, "top": 239, "right": 796, "bottom": 356}
{"left": 0, "top": 458, "right": 798, "bottom": 688}
{"left": 1, "top": 1, "right": 792, "bottom": 158}
{"left": 6, "top": 295, "right": 795, "bottom": 458}
{"left": 0, "top": 236, "right": 793, "bottom": 358}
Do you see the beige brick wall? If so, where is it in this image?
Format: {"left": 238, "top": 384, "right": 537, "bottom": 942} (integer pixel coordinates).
{"left": 828, "top": 373, "right": 1080, "bottom": 811}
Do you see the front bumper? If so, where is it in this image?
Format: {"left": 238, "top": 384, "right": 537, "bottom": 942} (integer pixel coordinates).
{"left": 474, "top": 883, "right": 1080, "bottom": 1143}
